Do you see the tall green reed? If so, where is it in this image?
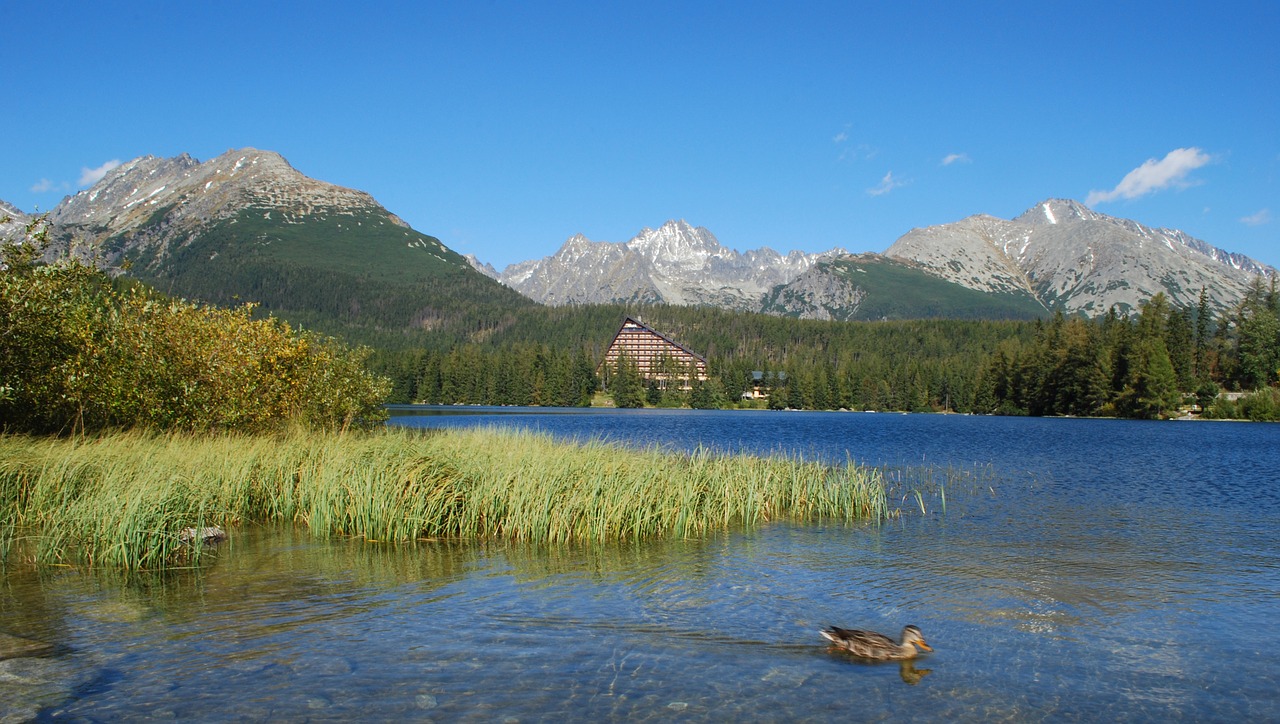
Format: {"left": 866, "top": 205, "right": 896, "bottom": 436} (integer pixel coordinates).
{"left": 1, "top": 427, "right": 887, "bottom": 569}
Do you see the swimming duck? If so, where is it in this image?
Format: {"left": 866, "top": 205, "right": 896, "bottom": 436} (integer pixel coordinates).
{"left": 820, "top": 625, "right": 932, "bottom": 660}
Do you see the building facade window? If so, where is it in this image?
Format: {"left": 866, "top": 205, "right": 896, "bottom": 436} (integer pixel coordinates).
{"left": 602, "top": 317, "right": 707, "bottom": 390}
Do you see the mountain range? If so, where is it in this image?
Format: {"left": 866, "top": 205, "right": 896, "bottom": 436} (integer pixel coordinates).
{"left": 481, "top": 199, "right": 1275, "bottom": 320}
{"left": 884, "top": 199, "right": 1272, "bottom": 316}
{"left": 4, "top": 148, "right": 1275, "bottom": 335}
{"left": 487, "top": 220, "right": 846, "bottom": 310}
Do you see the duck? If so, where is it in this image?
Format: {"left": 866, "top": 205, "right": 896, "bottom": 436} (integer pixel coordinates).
{"left": 820, "top": 625, "right": 932, "bottom": 660}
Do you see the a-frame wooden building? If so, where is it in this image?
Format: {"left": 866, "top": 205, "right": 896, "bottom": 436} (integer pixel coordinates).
{"left": 602, "top": 317, "right": 708, "bottom": 389}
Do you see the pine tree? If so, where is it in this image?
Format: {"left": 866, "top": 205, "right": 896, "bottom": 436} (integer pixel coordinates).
{"left": 570, "top": 349, "right": 599, "bottom": 406}
{"left": 1118, "top": 337, "right": 1181, "bottom": 418}
{"left": 688, "top": 377, "right": 715, "bottom": 409}
{"left": 1112, "top": 294, "right": 1182, "bottom": 418}
{"left": 1193, "top": 286, "right": 1213, "bottom": 380}
{"left": 645, "top": 380, "right": 664, "bottom": 406}
{"left": 609, "top": 352, "right": 645, "bottom": 408}
{"left": 1234, "top": 278, "right": 1280, "bottom": 390}
{"left": 1052, "top": 319, "right": 1109, "bottom": 416}
{"left": 1165, "top": 307, "right": 1195, "bottom": 392}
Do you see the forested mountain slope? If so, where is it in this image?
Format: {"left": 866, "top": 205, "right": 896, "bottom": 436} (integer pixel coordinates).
{"left": 761, "top": 254, "right": 1047, "bottom": 321}
{"left": 36, "top": 149, "right": 534, "bottom": 342}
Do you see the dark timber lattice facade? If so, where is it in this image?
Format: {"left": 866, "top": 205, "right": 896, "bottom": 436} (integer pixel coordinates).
{"left": 603, "top": 317, "right": 708, "bottom": 389}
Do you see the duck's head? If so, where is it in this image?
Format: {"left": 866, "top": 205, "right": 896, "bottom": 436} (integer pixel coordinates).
{"left": 903, "top": 625, "right": 932, "bottom": 652}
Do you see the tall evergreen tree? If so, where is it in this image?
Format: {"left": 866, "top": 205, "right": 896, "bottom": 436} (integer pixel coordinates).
{"left": 1194, "top": 286, "right": 1213, "bottom": 380}
{"left": 1165, "top": 307, "right": 1195, "bottom": 392}
{"left": 1115, "top": 295, "right": 1182, "bottom": 418}
{"left": 1234, "top": 278, "right": 1280, "bottom": 390}
{"left": 570, "top": 349, "right": 599, "bottom": 405}
{"left": 1116, "top": 336, "right": 1181, "bottom": 418}
{"left": 688, "top": 376, "right": 719, "bottom": 409}
{"left": 1052, "top": 319, "right": 1110, "bottom": 416}
{"left": 609, "top": 351, "right": 645, "bottom": 408}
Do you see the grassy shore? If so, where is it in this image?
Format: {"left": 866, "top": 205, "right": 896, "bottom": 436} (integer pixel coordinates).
{"left": 0, "top": 427, "right": 887, "bottom": 570}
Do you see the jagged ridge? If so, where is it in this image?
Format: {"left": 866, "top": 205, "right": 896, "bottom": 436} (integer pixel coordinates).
{"left": 497, "top": 219, "right": 846, "bottom": 309}
{"left": 885, "top": 198, "right": 1276, "bottom": 315}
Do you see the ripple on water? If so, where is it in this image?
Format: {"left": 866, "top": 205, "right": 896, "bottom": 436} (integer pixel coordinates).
{"left": 9, "top": 413, "right": 1280, "bottom": 719}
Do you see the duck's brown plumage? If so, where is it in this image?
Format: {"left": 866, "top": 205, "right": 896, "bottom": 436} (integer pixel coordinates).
{"left": 820, "top": 625, "right": 932, "bottom": 660}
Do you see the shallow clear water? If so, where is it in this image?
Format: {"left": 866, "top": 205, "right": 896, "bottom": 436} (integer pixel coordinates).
{"left": 3, "top": 410, "right": 1278, "bottom": 720}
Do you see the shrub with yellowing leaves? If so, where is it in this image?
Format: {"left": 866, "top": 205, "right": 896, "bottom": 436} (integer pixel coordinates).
{"left": 1, "top": 216, "right": 389, "bottom": 434}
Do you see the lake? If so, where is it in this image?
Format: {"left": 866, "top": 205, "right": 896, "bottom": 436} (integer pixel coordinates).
{"left": 3, "top": 409, "right": 1278, "bottom": 720}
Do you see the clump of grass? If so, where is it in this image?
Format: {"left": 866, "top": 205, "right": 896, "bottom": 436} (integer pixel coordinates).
{"left": 0, "top": 427, "right": 886, "bottom": 569}
{"left": 880, "top": 460, "right": 997, "bottom": 517}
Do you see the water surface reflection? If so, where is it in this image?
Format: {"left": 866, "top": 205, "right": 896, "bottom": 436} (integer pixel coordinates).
{"left": 1, "top": 411, "right": 1277, "bottom": 720}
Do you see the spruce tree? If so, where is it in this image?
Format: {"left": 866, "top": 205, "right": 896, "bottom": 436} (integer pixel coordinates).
{"left": 609, "top": 352, "right": 645, "bottom": 408}
{"left": 1194, "top": 286, "right": 1213, "bottom": 380}
{"left": 1235, "top": 278, "right": 1280, "bottom": 390}
{"left": 1165, "top": 308, "right": 1195, "bottom": 392}
{"left": 1117, "top": 337, "right": 1181, "bottom": 419}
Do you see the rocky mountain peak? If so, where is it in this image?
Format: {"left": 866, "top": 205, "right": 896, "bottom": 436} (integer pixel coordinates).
{"left": 628, "top": 219, "right": 723, "bottom": 263}
{"left": 1, "top": 200, "right": 30, "bottom": 243}
{"left": 47, "top": 148, "right": 399, "bottom": 247}
{"left": 463, "top": 254, "right": 500, "bottom": 280}
{"left": 888, "top": 198, "right": 1275, "bottom": 315}
{"left": 50, "top": 153, "right": 201, "bottom": 227}
{"left": 1016, "top": 198, "right": 1101, "bottom": 226}
{"left": 498, "top": 220, "right": 843, "bottom": 310}
{"left": 8, "top": 146, "right": 528, "bottom": 337}
{"left": 1, "top": 199, "right": 27, "bottom": 223}
{"left": 558, "top": 232, "right": 607, "bottom": 256}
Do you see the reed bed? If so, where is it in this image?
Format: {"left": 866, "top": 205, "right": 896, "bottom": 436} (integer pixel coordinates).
{"left": 0, "top": 427, "right": 887, "bottom": 570}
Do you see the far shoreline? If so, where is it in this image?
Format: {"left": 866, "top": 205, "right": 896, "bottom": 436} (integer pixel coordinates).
{"left": 385, "top": 403, "right": 1268, "bottom": 423}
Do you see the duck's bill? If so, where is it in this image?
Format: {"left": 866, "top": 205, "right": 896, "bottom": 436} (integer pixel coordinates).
{"left": 917, "top": 641, "right": 933, "bottom": 651}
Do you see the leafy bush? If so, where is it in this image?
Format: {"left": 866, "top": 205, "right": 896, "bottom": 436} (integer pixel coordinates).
{"left": 1204, "top": 388, "right": 1280, "bottom": 422}
{"left": 1, "top": 217, "right": 389, "bottom": 434}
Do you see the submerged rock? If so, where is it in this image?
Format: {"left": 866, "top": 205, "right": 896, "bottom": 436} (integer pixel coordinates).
{"left": 0, "top": 657, "right": 76, "bottom": 684}
{"left": 0, "top": 632, "right": 55, "bottom": 661}
{"left": 0, "top": 656, "right": 88, "bottom": 721}
{"left": 81, "top": 600, "right": 152, "bottom": 624}
{"left": 179, "top": 526, "right": 227, "bottom": 545}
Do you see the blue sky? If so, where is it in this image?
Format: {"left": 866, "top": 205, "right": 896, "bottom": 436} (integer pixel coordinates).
{"left": 4, "top": 1, "right": 1277, "bottom": 270}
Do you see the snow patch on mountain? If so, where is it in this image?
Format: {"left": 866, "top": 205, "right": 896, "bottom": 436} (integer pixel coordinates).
{"left": 0, "top": 200, "right": 31, "bottom": 245}
{"left": 49, "top": 149, "right": 399, "bottom": 242}
{"left": 887, "top": 198, "right": 1276, "bottom": 315}
{"left": 498, "top": 219, "right": 846, "bottom": 309}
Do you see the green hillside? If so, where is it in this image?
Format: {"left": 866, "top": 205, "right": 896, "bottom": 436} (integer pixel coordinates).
{"left": 117, "top": 206, "right": 534, "bottom": 342}
{"left": 762, "top": 256, "right": 1048, "bottom": 321}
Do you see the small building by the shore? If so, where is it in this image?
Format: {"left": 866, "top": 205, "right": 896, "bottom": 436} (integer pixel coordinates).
{"left": 602, "top": 317, "right": 707, "bottom": 390}
{"left": 742, "top": 370, "right": 786, "bottom": 400}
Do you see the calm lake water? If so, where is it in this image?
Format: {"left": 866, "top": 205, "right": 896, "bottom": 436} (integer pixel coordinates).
{"left": 3, "top": 409, "right": 1278, "bottom": 721}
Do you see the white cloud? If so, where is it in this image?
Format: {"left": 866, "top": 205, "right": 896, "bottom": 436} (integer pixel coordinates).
{"left": 867, "top": 171, "right": 905, "bottom": 197}
{"left": 941, "top": 152, "right": 970, "bottom": 166}
{"left": 839, "top": 144, "right": 878, "bottom": 163}
{"left": 30, "top": 178, "right": 69, "bottom": 193}
{"left": 1085, "top": 147, "right": 1210, "bottom": 205}
{"left": 833, "top": 126, "right": 879, "bottom": 162}
{"left": 78, "top": 159, "right": 122, "bottom": 187}
{"left": 1240, "top": 209, "right": 1272, "bottom": 227}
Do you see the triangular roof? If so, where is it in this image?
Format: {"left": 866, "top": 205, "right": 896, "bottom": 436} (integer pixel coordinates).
{"left": 609, "top": 316, "right": 708, "bottom": 364}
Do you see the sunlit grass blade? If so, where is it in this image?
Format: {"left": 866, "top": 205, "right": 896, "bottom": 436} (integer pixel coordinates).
{"left": 1, "top": 427, "right": 888, "bottom": 570}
